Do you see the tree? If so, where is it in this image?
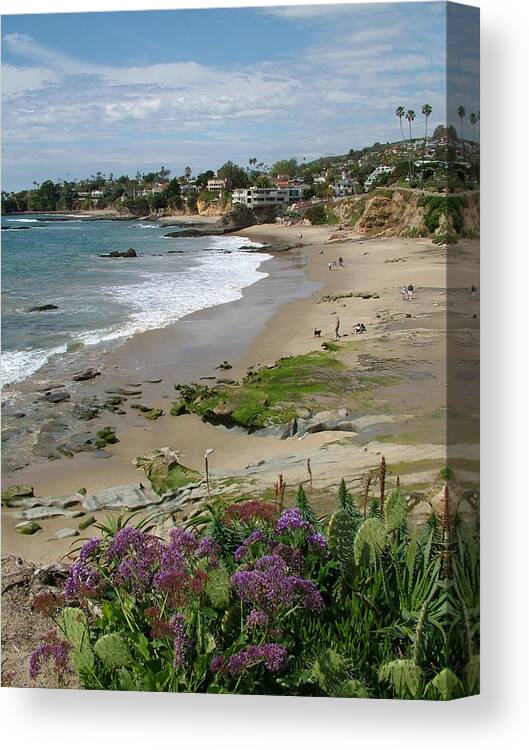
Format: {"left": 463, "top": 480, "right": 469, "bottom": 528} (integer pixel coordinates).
{"left": 269, "top": 158, "right": 298, "bottom": 178}
{"left": 164, "top": 178, "right": 182, "bottom": 208}
{"left": 184, "top": 166, "right": 192, "bottom": 181}
{"left": 196, "top": 170, "right": 215, "bottom": 189}
{"left": 469, "top": 112, "right": 478, "bottom": 142}
{"left": 405, "top": 109, "right": 416, "bottom": 183}
{"left": 395, "top": 106, "right": 406, "bottom": 141}
{"left": 422, "top": 103, "right": 433, "bottom": 140}
{"left": 457, "top": 106, "right": 466, "bottom": 153}
{"left": 217, "top": 161, "right": 249, "bottom": 190}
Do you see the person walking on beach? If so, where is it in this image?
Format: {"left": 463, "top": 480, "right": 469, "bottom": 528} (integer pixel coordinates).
{"left": 328, "top": 261, "right": 332, "bottom": 271}
{"left": 334, "top": 316, "right": 341, "bottom": 339}
{"left": 407, "top": 284, "right": 414, "bottom": 301}
{"left": 401, "top": 285, "right": 407, "bottom": 301}
{"left": 339, "top": 256, "right": 345, "bottom": 268}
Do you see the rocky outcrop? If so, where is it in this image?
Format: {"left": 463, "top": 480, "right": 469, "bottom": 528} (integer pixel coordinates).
{"left": 27, "top": 304, "right": 58, "bottom": 312}
{"left": 99, "top": 248, "right": 137, "bottom": 258}
{"left": 324, "top": 189, "right": 479, "bottom": 243}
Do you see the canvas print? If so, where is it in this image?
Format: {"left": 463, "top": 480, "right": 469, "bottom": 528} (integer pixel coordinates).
{"left": 1, "top": 2, "right": 479, "bottom": 699}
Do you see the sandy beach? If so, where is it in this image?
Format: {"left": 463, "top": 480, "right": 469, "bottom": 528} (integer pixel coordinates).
{"left": 1, "top": 223, "right": 480, "bottom": 563}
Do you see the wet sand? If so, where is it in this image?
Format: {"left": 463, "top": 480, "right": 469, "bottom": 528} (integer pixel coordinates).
{"left": 2, "top": 223, "right": 480, "bottom": 562}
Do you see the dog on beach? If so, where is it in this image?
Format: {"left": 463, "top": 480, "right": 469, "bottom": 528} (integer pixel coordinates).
{"left": 314, "top": 328, "right": 322, "bottom": 337}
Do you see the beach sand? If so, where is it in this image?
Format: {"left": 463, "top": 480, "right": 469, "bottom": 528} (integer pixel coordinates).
{"left": 1, "top": 224, "right": 480, "bottom": 563}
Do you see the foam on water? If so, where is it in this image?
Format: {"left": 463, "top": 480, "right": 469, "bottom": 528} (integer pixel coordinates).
{"left": 2, "top": 233, "right": 270, "bottom": 386}
{"left": 1, "top": 344, "right": 69, "bottom": 386}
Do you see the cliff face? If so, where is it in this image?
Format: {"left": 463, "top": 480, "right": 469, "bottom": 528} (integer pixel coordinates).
{"left": 196, "top": 198, "right": 233, "bottom": 217}
{"left": 329, "top": 189, "right": 479, "bottom": 244}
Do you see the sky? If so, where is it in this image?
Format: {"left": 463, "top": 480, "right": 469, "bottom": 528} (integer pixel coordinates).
{"left": 1, "top": 2, "right": 466, "bottom": 191}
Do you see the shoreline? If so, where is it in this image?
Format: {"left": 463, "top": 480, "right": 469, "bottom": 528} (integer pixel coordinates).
{"left": 2, "top": 224, "right": 480, "bottom": 564}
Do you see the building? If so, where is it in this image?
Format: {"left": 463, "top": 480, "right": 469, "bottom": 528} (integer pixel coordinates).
{"left": 90, "top": 189, "right": 103, "bottom": 198}
{"left": 364, "top": 165, "right": 395, "bottom": 191}
{"left": 335, "top": 178, "right": 358, "bottom": 197}
{"left": 206, "top": 178, "right": 227, "bottom": 193}
{"left": 232, "top": 187, "right": 293, "bottom": 208}
{"left": 180, "top": 184, "right": 197, "bottom": 196}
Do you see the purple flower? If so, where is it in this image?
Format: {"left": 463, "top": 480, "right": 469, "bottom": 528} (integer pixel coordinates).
{"left": 29, "top": 632, "right": 72, "bottom": 681}
{"left": 198, "top": 536, "right": 218, "bottom": 557}
{"left": 106, "top": 527, "right": 162, "bottom": 592}
{"left": 170, "top": 613, "right": 190, "bottom": 669}
{"left": 64, "top": 558, "right": 100, "bottom": 599}
{"left": 307, "top": 532, "right": 328, "bottom": 554}
{"left": 234, "top": 529, "right": 266, "bottom": 563}
{"left": 275, "top": 508, "right": 308, "bottom": 534}
{"left": 210, "top": 655, "right": 228, "bottom": 675}
{"left": 246, "top": 609, "right": 269, "bottom": 629}
{"left": 228, "top": 643, "right": 287, "bottom": 676}
{"left": 231, "top": 554, "right": 323, "bottom": 615}
{"left": 79, "top": 537, "right": 101, "bottom": 562}
{"left": 168, "top": 528, "right": 198, "bottom": 556}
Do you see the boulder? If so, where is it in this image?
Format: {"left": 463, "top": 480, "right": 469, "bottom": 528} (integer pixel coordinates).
{"left": 39, "top": 389, "right": 71, "bottom": 404}
{"left": 27, "top": 304, "right": 58, "bottom": 312}
{"left": 170, "top": 400, "right": 188, "bottom": 417}
{"left": 72, "top": 368, "right": 101, "bottom": 382}
{"left": 55, "top": 528, "right": 79, "bottom": 539}
{"left": 15, "top": 521, "right": 42, "bottom": 535}
{"left": 100, "top": 248, "right": 138, "bottom": 258}
{"left": 2, "top": 484, "right": 34, "bottom": 505}
{"left": 83, "top": 484, "right": 161, "bottom": 511}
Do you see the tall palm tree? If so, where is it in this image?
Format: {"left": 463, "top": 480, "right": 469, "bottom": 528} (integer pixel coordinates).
{"left": 395, "top": 106, "right": 406, "bottom": 141}
{"left": 421, "top": 104, "right": 433, "bottom": 161}
{"left": 469, "top": 112, "right": 477, "bottom": 142}
{"left": 457, "top": 106, "right": 466, "bottom": 154}
{"left": 406, "top": 109, "right": 416, "bottom": 183}
{"left": 422, "top": 104, "right": 433, "bottom": 140}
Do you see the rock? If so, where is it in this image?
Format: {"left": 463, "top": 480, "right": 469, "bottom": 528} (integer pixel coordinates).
{"left": 100, "top": 248, "right": 137, "bottom": 258}
{"left": 14, "top": 506, "right": 84, "bottom": 521}
{"left": 190, "top": 487, "right": 207, "bottom": 501}
{"left": 78, "top": 514, "right": 96, "bottom": 530}
{"left": 216, "top": 378, "right": 236, "bottom": 385}
{"left": 170, "top": 400, "right": 188, "bottom": 417}
{"left": 84, "top": 484, "right": 162, "bottom": 511}
{"left": 35, "top": 383, "right": 66, "bottom": 392}
{"left": 27, "top": 304, "right": 58, "bottom": 312}
{"left": 2, "top": 484, "right": 34, "bottom": 505}
{"left": 254, "top": 419, "right": 297, "bottom": 439}
{"left": 144, "top": 378, "right": 162, "bottom": 384}
{"left": 55, "top": 528, "right": 79, "bottom": 539}
{"left": 32, "top": 562, "right": 69, "bottom": 592}
{"left": 144, "top": 408, "right": 163, "bottom": 420}
{"left": 40, "top": 389, "right": 71, "bottom": 404}
{"left": 72, "top": 368, "right": 101, "bottom": 382}
{"left": 16, "top": 521, "right": 42, "bottom": 535}
{"left": 72, "top": 400, "right": 100, "bottom": 421}
{"left": 105, "top": 387, "right": 142, "bottom": 396}
{"left": 216, "top": 361, "right": 233, "bottom": 370}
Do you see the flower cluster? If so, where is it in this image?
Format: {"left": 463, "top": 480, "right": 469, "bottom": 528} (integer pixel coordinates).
{"left": 228, "top": 643, "right": 287, "bottom": 676}
{"left": 234, "top": 529, "right": 265, "bottom": 563}
{"left": 231, "top": 554, "right": 323, "bottom": 616}
{"left": 224, "top": 500, "right": 277, "bottom": 525}
{"left": 29, "top": 631, "right": 72, "bottom": 681}
{"left": 275, "top": 508, "right": 309, "bottom": 534}
{"left": 106, "top": 527, "right": 162, "bottom": 593}
{"left": 64, "top": 537, "right": 102, "bottom": 599}
{"left": 171, "top": 613, "right": 190, "bottom": 669}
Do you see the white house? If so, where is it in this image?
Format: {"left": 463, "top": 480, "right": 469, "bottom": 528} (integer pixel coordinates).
{"left": 335, "top": 178, "right": 358, "bottom": 197}
{"left": 232, "top": 187, "right": 290, "bottom": 207}
{"left": 90, "top": 189, "right": 104, "bottom": 198}
{"left": 364, "top": 165, "right": 395, "bottom": 191}
{"left": 206, "top": 178, "right": 227, "bottom": 193}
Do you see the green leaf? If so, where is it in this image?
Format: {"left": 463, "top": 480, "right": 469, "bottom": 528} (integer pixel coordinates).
{"left": 206, "top": 564, "right": 230, "bottom": 608}
{"left": 61, "top": 607, "right": 94, "bottom": 675}
{"left": 354, "top": 517, "right": 387, "bottom": 566}
{"left": 378, "top": 659, "right": 422, "bottom": 699}
{"left": 384, "top": 489, "right": 408, "bottom": 532}
{"left": 94, "top": 633, "right": 132, "bottom": 669}
{"left": 425, "top": 668, "right": 465, "bottom": 700}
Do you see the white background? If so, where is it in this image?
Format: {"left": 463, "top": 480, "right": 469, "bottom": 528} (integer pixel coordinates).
{"left": 1, "top": 1, "right": 528, "bottom": 747}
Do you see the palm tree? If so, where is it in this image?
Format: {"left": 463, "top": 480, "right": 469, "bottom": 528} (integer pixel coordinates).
{"left": 422, "top": 104, "right": 433, "bottom": 140}
{"left": 469, "top": 112, "right": 478, "bottom": 142}
{"left": 457, "top": 106, "right": 466, "bottom": 154}
{"left": 395, "top": 106, "right": 406, "bottom": 141}
{"left": 406, "top": 109, "right": 416, "bottom": 183}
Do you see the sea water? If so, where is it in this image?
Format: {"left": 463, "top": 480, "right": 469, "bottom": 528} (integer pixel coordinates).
{"left": 1, "top": 215, "right": 270, "bottom": 387}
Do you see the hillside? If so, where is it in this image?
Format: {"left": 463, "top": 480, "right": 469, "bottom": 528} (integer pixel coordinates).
{"left": 322, "top": 188, "right": 479, "bottom": 244}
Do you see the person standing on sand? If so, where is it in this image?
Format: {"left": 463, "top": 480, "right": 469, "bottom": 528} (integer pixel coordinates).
{"left": 328, "top": 261, "right": 332, "bottom": 271}
{"left": 407, "top": 284, "right": 414, "bottom": 301}
{"left": 334, "top": 316, "right": 341, "bottom": 339}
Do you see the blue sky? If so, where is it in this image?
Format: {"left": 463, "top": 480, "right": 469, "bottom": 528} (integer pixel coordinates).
{"left": 1, "top": 2, "right": 460, "bottom": 191}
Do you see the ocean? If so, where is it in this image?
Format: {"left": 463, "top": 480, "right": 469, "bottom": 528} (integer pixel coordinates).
{"left": 1, "top": 215, "right": 270, "bottom": 387}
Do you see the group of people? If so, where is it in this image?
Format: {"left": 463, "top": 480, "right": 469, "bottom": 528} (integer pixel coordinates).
{"left": 401, "top": 284, "right": 414, "bottom": 301}
{"left": 328, "top": 256, "right": 345, "bottom": 271}
{"left": 314, "top": 316, "right": 367, "bottom": 340}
